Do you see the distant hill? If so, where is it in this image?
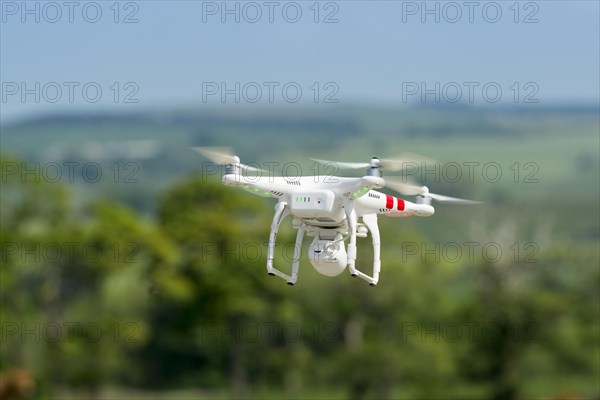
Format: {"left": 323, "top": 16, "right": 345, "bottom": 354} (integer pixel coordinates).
{"left": 1, "top": 103, "right": 597, "bottom": 238}
{"left": 1, "top": 103, "right": 597, "bottom": 199}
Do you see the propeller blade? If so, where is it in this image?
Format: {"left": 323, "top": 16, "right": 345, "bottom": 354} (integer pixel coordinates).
{"left": 386, "top": 178, "right": 482, "bottom": 204}
{"left": 313, "top": 153, "right": 436, "bottom": 172}
{"left": 427, "top": 193, "right": 483, "bottom": 205}
{"left": 379, "top": 153, "right": 437, "bottom": 171}
{"left": 192, "top": 146, "right": 238, "bottom": 165}
{"left": 239, "top": 163, "right": 264, "bottom": 173}
{"left": 192, "top": 147, "right": 266, "bottom": 173}
{"left": 311, "top": 158, "right": 370, "bottom": 169}
{"left": 384, "top": 177, "right": 423, "bottom": 195}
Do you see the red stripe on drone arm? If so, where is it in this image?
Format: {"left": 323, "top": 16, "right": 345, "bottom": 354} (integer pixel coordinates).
{"left": 396, "top": 198, "right": 405, "bottom": 211}
{"left": 385, "top": 194, "right": 394, "bottom": 209}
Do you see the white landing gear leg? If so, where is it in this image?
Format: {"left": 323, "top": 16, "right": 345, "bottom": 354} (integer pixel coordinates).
{"left": 346, "top": 209, "right": 380, "bottom": 286}
{"left": 288, "top": 228, "right": 305, "bottom": 286}
{"left": 362, "top": 213, "right": 381, "bottom": 286}
{"left": 345, "top": 205, "right": 359, "bottom": 278}
{"left": 266, "top": 202, "right": 296, "bottom": 285}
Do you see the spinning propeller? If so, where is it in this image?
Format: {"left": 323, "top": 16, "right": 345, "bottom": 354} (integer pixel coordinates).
{"left": 385, "top": 177, "right": 482, "bottom": 204}
{"left": 192, "top": 147, "right": 263, "bottom": 173}
{"left": 311, "top": 153, "right": 435, "bottom": 172}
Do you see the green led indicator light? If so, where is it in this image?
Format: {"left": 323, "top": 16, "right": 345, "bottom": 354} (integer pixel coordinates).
{"left": 351, "top": 187, "right": 370, "bottom": 199}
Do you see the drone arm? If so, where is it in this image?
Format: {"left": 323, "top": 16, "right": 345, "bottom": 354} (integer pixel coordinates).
{"left": 347, "top": 176, "right": 386, "bottom": 200}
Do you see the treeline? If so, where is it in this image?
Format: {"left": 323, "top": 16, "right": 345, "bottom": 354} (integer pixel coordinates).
{"left": 1, "top": 157, "right": 598, "bottom": 399}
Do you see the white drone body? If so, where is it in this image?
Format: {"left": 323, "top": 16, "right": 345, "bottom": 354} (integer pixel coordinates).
{"left": 195, "top": 147, "right": 480, "bottom": 287}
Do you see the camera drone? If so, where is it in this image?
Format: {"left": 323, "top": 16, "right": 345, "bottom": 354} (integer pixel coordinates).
{"left": 194, "top": 147, "right": 481, "bottom": 287}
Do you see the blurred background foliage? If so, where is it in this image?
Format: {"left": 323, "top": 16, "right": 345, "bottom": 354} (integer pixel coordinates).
{"left": 0, "top": 105, "right": 599, "bottom": 399}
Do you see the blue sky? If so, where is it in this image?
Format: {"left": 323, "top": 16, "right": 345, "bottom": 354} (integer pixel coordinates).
{"left": 1, "top": 1, "right": 599, "bottom": 122}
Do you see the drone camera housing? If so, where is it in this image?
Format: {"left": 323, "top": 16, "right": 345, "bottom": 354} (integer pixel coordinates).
{"left": 308, "top": 232, "right": 348, "bottom": 277}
